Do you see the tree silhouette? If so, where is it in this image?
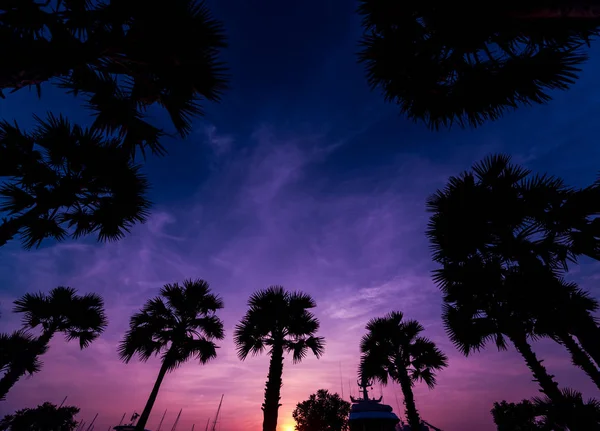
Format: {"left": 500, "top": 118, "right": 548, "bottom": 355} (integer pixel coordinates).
{"left": 118, "top": 279, "right": 225, "bottom": 431}
{"left": 234, "top": 286, "right": 325, "bottom": 431}
{"left": 0, "top": 115, "right": 150, "bottom": 248}
{"left": 0, "top": 0, "right": 228, "bottom": 248}
{"left": 359, "top": 311, "right": 447, "bottom": 431}
{"left": 0, "top": 330, "right": 48, "bottom": 401}
{"left": 490, "top": 400, "right": 545, "bottom": 431}
{"left": 357, "top": 1, "right": 600, "bottom": 129}
{"left": 532, "top": 387, "right": 600, "bottom": 430}
{"left": 0, "top": 402, "right": 80, "bottom": 431}
{"left": 293, "top": 389, "right": 351, "bottom": 431}
{"left": 427, "top": 154, "right": 600, "bottom": 428}
{"left": 0, "top": 286, "right": 107, "bottom": 400}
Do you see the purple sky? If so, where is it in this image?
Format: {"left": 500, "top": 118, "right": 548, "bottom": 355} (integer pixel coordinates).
{"left": 1, "top": 124, "right": 599, "bottom": 431}
{"left": 2, "top": 1, "right": 600, "bottom": 430}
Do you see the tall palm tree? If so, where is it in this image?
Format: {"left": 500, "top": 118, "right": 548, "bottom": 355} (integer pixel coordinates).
{"left": 0, "top": 330, "right": 48, "bottom": 401}
{"left": 426, "top": 154, "right": 600, "bottom": 428}
{"left": 533, "top": 388, "right": 600, "bottom": 430}
{"left": 118, "top": 279, "right": 225, "bottom": 431}
{"left": 359, "top": 311, "right": 448, "bottom": 431}
{"left": 0, "top": 286, "right": 107, "bottom": 400}
{"left": 234, "top": 286, "right": 325, "bottom": 431}
{"left": 357, "top": 0, "right": 600, "bottom": 129}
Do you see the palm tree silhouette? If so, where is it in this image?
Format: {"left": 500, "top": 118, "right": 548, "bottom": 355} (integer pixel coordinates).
{"left": 118, "top": 279, "right": 225, "bottom": 431}
{"left": 234, "top": 286, "right": 325, "bottom": 431}
{"left": 359, "top": 312, "right": 447, "bottom": 431}
{"left": 0, "top": 330, "right": 48, "bottom": 400}
{"left": 0, "top": 0, "right": 228, "bottom": 156}
{"left": 426, "top": 154, "right": 600, "bottom": 428}
{"left": 357, "top": 1, "right": 600, "bottom": 129}
{"left": 0, "top": 115, "right": 151, "bottom": 249}
{"left": 0, "top": 286, "right": 107, "bottom": 399}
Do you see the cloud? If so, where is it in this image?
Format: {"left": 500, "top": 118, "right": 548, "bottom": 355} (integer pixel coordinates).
{"left": 203, "top": 124, "right": 234, "bottom": 155}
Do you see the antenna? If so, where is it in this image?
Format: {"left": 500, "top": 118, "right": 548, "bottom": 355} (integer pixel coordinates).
{"left": 59, "top": 396, "right": 68, "bottom": 407}
{"left": 170, "top": 409, "right": 182, "bottom": 431}
{"left": 210, "top": 395, "right": 224, "bottom": 431}
{"left": 204, "top": 418, "right": 210, "bottom": 431}
{"left": 157, "top": 409, "right": 168, "bottom": 431}
{"left": 118, "top": 413, "right": 126, "bottom": 426}
{"left": 339, "top": 362, "right": 344, "bottom": 399}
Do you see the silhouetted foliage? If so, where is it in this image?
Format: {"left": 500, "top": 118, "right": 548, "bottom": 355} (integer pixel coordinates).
{"left": 0, "top": 115, "right": 151, "bottom": 248}
{"left": 234, "top": 286, "right": 325, "bottom": 431}
{"left": 491, "top": 400, "right": 545, "bottom": 431}
{"left": 359, "top": 311, "right": 447, "bottom": 431}
{"left": 0, "top": 401, "right": 79, "bottom": 431}
{"left": 118, "top": 279, "right": 225, "bottom": 431}
{"left": 0, "top": 330, "right": 48, "bottom": 401}
{"left": 0, "top": 0, "right": 228, "bottom": 248}
{"left": 532, "top": 388, "right": 600, "bottom": 430}
{"left": 357, "top": 1, "right": 600, "bottom": 129}
{"left": 427, "top": 154, "right": 600, "bottom": 428}
{"left": 293, "top": 389, "right": 350, "bottom": 431}
{"left": 492, "top": 389, "right": 600, "bottom": 431}
{"left": 0, "top": 286, "right": 107, "bottom": 400}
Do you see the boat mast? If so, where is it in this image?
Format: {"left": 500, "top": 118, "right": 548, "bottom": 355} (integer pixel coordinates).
{"left": 86, "top": 413, "right": 99, "bottom": 431}
{"left": 170, "top": 409, "right": 182, "bottom": 431}
{"left": 118, "top": 413, "right": 126, "bottom": 426}
{"left": 157, "top": 409, "right": 168, "bottom": 431}
{"left": 204, "top": 418, "right": 210, "bottom": 431}
{"left": 210, "top": 395, "right": 224, "bottom": 431}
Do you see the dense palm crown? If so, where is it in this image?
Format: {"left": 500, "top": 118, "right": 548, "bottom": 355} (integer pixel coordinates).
{"left": 13, "top": 286, "right": 108, "bottom": 348}
{"left": 358, "top": 0, "right": 600, "bottom": 129}
{"left": 118, "top": 279, "right": 225, "bottom": 368}
{"left": 234, "top": 286, "right": 325, "bottom": 431}
{"left": 360, "top": 311, "right": 447, "bottom": 431}
{"left": 0, "top": 0, "right": 228, "bottom": 156}
{"left": 118, "top": 279, "right": 224, "bottom": 431}
{"left": 0, "top": 115, "right": 151, "bottom": 249}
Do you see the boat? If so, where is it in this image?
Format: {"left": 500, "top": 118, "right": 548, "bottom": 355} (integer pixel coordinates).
{"left": 348, "top": 378, "right": 400, "bottom": 431}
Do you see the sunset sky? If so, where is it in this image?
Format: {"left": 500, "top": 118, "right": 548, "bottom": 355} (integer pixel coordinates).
{"left": 2, "top": 1, "right": 600, "bottom": 431}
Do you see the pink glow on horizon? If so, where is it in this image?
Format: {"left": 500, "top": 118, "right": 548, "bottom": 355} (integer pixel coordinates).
{"left": 0, "top": 126, "right": 598, "bottom": 431}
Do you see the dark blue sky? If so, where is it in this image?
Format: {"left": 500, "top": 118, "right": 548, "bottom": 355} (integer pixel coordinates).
{"left": 2, "top": 3, "right": 600, "bottom": 431}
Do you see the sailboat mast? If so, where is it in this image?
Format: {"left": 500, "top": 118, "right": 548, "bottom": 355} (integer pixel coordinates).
{"left": 210, "top": 395, "right": 224, "bottom": 431}
{"left": 204, "top": 418, "right": 210, "bottom": 431}
{"left": 157, "top": 409, "right": 168, "bottom": 431}
{"left": 86, "top": 413, "right": 99, "bottom": 431}
{"left": 170, "top": 409, "right": 182, "bottom": 431}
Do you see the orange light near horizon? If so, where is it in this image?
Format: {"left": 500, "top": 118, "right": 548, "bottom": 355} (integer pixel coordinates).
{"left": 280, "top": 423, "right": 295, "bottom": 431}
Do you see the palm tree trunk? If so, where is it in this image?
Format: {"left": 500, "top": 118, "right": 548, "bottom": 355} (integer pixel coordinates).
{"left": 510, "top": 334, "right": 577, "bottom": 430}
{"left": 395, "top": 365, "right": 421, "bottom": 431}
{"left": 558, "top": 333, "right": 600, "bottom": 390}
{"left": 0, "top": 329, "right": 55, "bottom": 400}
{"left": 0, "top": 367, "right": 25, "bottom": 400}
{"left": 262, "top": 342, "right": 284, "bottom": 431}
{"left": 135, "top": 359, "right": 171, "bottom": 431}
{"left": 572, "top": 319, "right": 600, "bottom": 368}
{"left": 510, "top": 333, "right": 561, "bottom": 401}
